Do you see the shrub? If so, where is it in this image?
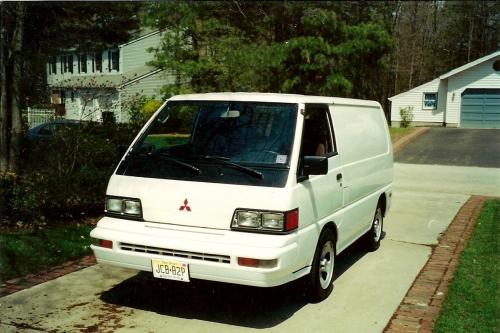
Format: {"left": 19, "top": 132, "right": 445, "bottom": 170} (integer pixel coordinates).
{"left": 123, "top": 94, "right": 163, "bottom": 127}
{"left": 142, "top": 99, "right": 163, "bottom": 118}
{"left": 399, "top": 106, "right": 414, "bottom": 128}
{"left": 0, "top": 172, "right": 18, "bottom": 222}
{"left": 3, "top": 122, "right": 139, "bottom": 226}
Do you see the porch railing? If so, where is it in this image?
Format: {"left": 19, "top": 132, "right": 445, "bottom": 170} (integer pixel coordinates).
{"left": 23, "top": 107, "right": 57, "bottom": 129}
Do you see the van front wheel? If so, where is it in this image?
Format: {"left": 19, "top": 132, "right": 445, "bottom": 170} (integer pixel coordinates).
{"left": 306, "top": 229, "right": 336, "bottom": 303}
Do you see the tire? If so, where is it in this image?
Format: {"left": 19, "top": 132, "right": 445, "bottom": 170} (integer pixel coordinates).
{"left": 364, "top": 205, "right": 383, "bottom": 251}
{"left": 306, "top": 229, "right": 336, "bottom": 303}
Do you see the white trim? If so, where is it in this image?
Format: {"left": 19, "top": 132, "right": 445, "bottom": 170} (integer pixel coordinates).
{"left": 119, "top": 68, "right": 163, "bottom": 88}
{"left": 168, "top": 92, "right": 381, "bottom": 108}
{"left": 389, "top": 78, "right": 440, "bottom": 100}
{"left": 439, "top": 51, "right": 500, "bottom": 79}
{"left": 119, "top": 30, "right": 162, "bottom": 48}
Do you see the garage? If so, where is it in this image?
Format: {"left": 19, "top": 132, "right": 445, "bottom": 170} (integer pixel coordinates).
{"left": 389, "top": 51, "right": 500, "bottom": 128}
{"left": 461, "top": 88, "right": 500, "bottom": 129}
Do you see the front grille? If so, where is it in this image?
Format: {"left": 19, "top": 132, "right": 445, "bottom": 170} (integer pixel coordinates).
{"left": 119, "top": 242, "right": 231, "bottom": 264}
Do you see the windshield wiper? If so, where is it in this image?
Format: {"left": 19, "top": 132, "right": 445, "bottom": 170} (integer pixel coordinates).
{"left": 128, "top": 151, "right": 201, "bottom": 175}
{"left": 203, "top": 155, "right": 263, "bottom": 179}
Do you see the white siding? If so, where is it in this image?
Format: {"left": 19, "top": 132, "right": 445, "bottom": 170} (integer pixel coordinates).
{"left": 118, "top": 70, "right": 175, "bottom": 123}
{"left": 121, "top": 32, "right": 162, "bottom": 71}
{"left": 390, "top": 78, "right": 446, "bottom": 124}
{"left": 62, "top": 88, "right": 120, "bottom": 122}
{"left": 63, "top": 89, "right": 80, "bottom": 120}
{"left": 445, "top": 56, "right": 500, "bottom": 125}
{"left": 120, "top": 70, "right": 175, "bottom": 98}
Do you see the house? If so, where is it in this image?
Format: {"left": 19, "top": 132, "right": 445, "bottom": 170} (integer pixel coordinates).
{"left": 389, "top": 50, "right": 500, "bottom": 129}
{"left": 46, "top": 30, "right": 174, "bottom": 123}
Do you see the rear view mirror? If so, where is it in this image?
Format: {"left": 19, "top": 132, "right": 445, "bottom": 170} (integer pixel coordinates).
{"left": 302, "top": 156, "right": 328, "bottom": 176}
{"left": 220, "top": 110, "right": 240, "bottom": 118}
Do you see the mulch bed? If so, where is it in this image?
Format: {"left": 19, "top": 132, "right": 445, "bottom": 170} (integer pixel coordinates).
{"left": 384, "top": 195, "right": 488, "bottom": 333}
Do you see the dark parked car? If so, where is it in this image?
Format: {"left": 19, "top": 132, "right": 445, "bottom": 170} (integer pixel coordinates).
{"left": 26, "top": 119, "right": 81, "bottom": 141}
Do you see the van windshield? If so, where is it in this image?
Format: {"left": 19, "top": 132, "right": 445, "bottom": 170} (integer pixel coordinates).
{"left": 116, "top": 100, "right": 298, "bottom": 187}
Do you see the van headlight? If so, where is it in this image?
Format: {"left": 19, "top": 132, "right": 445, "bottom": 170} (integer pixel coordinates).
{"left": 236, "top": 211, "right": 260, "bottom": 228}
{"left": 105, "top": 196, "right": 143, "bottom": 220}
{"left": 231, "top": 209, "right": 298, "bottom": 233}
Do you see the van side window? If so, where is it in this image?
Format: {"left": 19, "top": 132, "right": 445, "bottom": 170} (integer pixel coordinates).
{"left": 301, "top": 105, "right": 335, "bottom": 157}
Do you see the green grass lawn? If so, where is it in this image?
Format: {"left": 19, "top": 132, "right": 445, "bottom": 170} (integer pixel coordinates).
{"left": 434, "top": 199, "right": 499, "bottom": 333}
{"left": 144, "top": 134, "right": 190, "bottom": 149}
{"left": 389, "top": 127, "right": 417, "bottom": 143}
{"left": 0, "top": 223, "right": 94, "bottom": 282}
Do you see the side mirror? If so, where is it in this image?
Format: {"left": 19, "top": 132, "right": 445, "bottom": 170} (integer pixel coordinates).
{"left": 302, "top": 156, "right": 328, "bottom": 176}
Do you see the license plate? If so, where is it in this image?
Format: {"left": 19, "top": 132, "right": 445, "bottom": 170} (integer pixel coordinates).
{"left": 151, "top": 259, "right": 190, "bottom": 282}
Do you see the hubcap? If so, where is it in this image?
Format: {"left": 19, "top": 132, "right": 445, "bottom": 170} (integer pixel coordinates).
{"left": 373, "top": 209, "right": 382, "bottom": 241}
{"left": 319, "top": 241, "right": 334, "bottom": 289}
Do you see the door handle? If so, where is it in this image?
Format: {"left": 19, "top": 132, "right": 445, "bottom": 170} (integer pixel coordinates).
{"left": 336, "top": 173, "right": 342, "bottom": 181}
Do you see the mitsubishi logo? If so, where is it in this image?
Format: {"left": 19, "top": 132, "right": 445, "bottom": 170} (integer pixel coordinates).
{"left": 179, "top": 199, "right": 191, "bottom": 212}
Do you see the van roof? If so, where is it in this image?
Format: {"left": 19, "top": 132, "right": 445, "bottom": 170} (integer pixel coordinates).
{"left": 169, "top": 92, "right": 381, "bottom": 108}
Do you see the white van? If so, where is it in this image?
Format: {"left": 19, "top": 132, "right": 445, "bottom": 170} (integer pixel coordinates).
{"left": 91, "top": 93, "right": 393, "bottom": 302}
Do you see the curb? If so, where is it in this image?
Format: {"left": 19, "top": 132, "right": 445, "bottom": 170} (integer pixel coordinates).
{"left": 383, "top": 196, "right": 488, "bottom": 333}
{"left": 393, "top": 127, "right": 430, "bottom": 154}
{"left": 0, "top": 255, "right": 96, "bottom": 298}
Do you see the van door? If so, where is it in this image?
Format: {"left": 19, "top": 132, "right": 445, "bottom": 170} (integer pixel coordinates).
{"left": 298, "top": 104, "right": 344, "bottom": 233}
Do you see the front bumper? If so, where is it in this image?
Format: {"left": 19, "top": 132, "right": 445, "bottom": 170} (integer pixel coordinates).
{"left": 90, "top": 217, "right": 306, "bottom": 287}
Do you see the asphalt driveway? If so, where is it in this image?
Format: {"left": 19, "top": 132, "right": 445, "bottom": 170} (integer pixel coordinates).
{"left": 395, "top": 128, "right": 500, "bottom": 168}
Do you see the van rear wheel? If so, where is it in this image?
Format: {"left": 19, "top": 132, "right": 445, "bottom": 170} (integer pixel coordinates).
{"left": 364, "top": 205, "right": 383, "bottom": 251}
{"left": 306, "top": 229, "right": 336, "bottom": 303}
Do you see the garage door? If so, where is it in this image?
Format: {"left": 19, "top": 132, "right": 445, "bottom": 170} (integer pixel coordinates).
{"left": 460, "top": 88, "right": 500, "bottom": 129}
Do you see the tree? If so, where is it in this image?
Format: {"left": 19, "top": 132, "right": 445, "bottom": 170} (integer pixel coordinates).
{"left": 1, "top": 2, "right": 24, "bottom": 172}
{"left": 0, "top": 2, "right": 141, "bottom": 173}
{"left": 143, "top": 1, "right": 393, "bottom": 102}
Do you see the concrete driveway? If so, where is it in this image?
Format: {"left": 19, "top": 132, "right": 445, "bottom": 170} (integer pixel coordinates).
{"left": 1, "top": 131, "right": 499, "bottom": 332}
{"left": 396, "top": 128, "right": 500, "bottom": 168}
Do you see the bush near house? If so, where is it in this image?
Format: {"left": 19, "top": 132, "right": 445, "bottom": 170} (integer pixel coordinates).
{"left": 1, "top": 96, "right": 165, "bottom": 227}
{"left": 125, "top": 95, "right": 163, "bottom": 126}
{"left": 0, "top": 122, "right": 139, "bottom": 227}
{"left": 399, "top": 106, "right": 414, "bottom": 127}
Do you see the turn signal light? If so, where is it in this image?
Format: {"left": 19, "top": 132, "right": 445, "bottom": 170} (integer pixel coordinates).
{"left": 237, "top": 257, "right": 278, "bottom": 268}
{"left": 238, "top": 257, "right": 259, "bottom": 267}
{"left": 285, "top": 209, "right": 299, "bottom": 231}
{"left": 93, "top": 238, "right": 113, "bottom": 249}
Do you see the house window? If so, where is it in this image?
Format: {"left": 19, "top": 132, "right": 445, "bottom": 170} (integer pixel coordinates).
{"left": 95, "top": 52, "right": 102, "bottom": 72}
{"left": 108, "top": 49, "right": 119, "bottom": 72}
{"left": 423, "top": 93, "right": 437, "bottom": 109}
{"left": 61, "top": 55, "right": 74, "bottom": 74}
{"left": 78, "top": 54, "right": 87, "bottom": 73}
{"left": 68, "top": 55, "right": 73, "bottom": 73}
{"left": 49, "top": 57, "right": 57, "bottom": 74}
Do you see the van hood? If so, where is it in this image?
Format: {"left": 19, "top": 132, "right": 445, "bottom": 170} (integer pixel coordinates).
{"left": 107, "top": 175, "right": 291, "bottom": 230}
